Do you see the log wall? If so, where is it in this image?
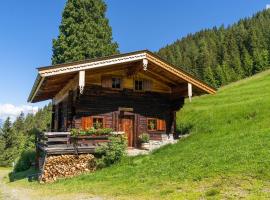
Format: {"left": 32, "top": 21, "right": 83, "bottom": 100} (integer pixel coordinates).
{"left": 52, "top": 84, "right": 185, "bottom": 145}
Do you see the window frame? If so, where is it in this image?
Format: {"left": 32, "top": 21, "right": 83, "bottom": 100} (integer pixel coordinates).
{"left": 92, "top": 116, "right": 104, "bottom": 129}
{"left": 111, "top": 77, "right": 122, "bottom": 90}
{"left": 147, "top": 118, "right": 157, "bottom": 131}
{"left": 134, "top": 79, "right": 144, "bottom": 91}
{"left": 147, "top": 118, "right": 166, "bottom": 132}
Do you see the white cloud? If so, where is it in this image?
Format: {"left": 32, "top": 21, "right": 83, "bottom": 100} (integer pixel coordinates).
{"left": 267, "top": 4, "right": 270, "bottom": 9}
{"left": 0, "top": 104, "right": 39, "bottom": 122}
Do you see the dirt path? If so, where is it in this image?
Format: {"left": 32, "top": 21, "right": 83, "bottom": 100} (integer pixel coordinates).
{"left": 0, "top": 169, "right": 103, "bottom": 200}
{"left": 0, "top": 169, "right": 32, "bottom": 200}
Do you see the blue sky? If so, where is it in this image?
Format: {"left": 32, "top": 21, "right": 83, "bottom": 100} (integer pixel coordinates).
{"left": 0, "top": 0, "right": 269, "bottom": 120}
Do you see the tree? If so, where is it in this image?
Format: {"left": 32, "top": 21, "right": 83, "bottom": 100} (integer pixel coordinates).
{"left": 203, "top": 66, "right": 217, "bottom": 87}
{"left": 0, "top": 117, "right": 24, "bottom": 166}
{"left": 52, "top": 0, "right": 119, "bottom": 64}
{"left": 253, "top": 49, "right": 269, "bottom": 73}
{"left": 242, "top": 48, "right": 253, "bottom": 76}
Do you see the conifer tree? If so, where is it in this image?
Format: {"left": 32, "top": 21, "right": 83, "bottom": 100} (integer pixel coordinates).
{"left": 203, "top": 66, "right": 217, "bottom": 87}
{"left": 52, "top": 0, "right": 119, "bottom": 64}
{"left": 242, "top": 48, "right": 253, "bottom": 76}
{"left": 0, "top": 117, "right": 23, "bottom": 166}
{"left": 157, "top": 9, "right": 270, "bottom": 88}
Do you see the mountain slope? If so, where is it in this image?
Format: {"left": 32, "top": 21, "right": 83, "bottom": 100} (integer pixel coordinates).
{"left": 157, "top": 9, "right": 270, "bottom": 88}
{"left": 11, "top": 70, "right": 270, "bottom": 199}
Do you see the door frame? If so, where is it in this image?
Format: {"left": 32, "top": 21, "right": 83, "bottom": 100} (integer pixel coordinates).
{"left": 118, "top": 111, "right": 136, "bottom": 147}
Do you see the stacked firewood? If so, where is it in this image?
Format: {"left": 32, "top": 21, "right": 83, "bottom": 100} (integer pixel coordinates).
{"left": 40, "top": 154, "right": 96, "bottom": 183}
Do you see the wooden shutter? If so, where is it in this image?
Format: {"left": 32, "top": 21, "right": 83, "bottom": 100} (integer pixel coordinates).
{"left": 101, "top": 76, "right": 112, "bottom": 88}
{"left": 157, "top": 119, "right": 166, "bottom": 131}
{"left": 81, "top": 116, "right": 93, "bottom": 130}
{"left": 103, "top": 116, "right": 109, "bottom": 128}
{"left": 143, "top": 79, "right": 153, "bottom": 91}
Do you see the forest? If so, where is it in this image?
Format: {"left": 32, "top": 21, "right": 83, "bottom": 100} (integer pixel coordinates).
{"left": 0, "top": 105, "right": 51, "bottom": 169}
{"left": 158, "top": 9, "right": 270, "bottom": 87}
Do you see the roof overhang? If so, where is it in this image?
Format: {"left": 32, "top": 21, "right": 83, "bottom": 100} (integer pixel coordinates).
{"left": 28, "top": 50, "right": 216, "bottom": 103}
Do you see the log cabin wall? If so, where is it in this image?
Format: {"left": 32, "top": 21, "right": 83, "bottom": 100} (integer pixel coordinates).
{"left": 73, "top": 85, "right": 184, "bottom": 142}
{"left": 51, "top": 67, "right": 185, "bottom": 145}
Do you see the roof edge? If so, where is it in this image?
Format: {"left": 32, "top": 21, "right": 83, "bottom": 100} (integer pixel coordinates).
{"left": 37, "top": 50, "right": 150, "bottom": 71}
{"left": 27, "top": 75, "right": 43, "bottom": 103}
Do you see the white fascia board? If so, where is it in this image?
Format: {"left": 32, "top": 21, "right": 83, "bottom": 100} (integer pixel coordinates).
{"left": 39, "top": 53, "right": 147, "bottom": 77}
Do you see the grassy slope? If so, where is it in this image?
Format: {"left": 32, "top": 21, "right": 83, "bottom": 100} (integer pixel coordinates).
{"left": 10, "top": 70, "right": 270, "bottom": 199}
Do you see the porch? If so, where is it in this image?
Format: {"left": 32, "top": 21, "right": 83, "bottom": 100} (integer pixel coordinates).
{"left": 36, "top": 132, "right": 109, "bottom": 156}
{"left": 35, "top": 131, "right": 179, "bottom": 156}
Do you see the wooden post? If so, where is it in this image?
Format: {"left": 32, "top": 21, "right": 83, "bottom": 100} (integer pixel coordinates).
{"left": 170, "top": 111, "right": 177, "bottom": 138}
{"left": 79, "top": 70, "right": 85, "bottom": 94}
{"left": 188, "top": 83, "right": 192, "bottom": 102}
{"left": 35, "top": 132, "right": 40, "bottom": 169}
{"left": 143, "top": 59, "right": 148, "bottom": 71}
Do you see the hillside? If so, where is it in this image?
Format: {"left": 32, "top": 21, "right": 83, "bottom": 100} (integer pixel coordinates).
{"left": 7, "top": 70, "right": 270, "bottom": 199}
{"left": 157, "top": 9, "right": 270, "bottom": 88}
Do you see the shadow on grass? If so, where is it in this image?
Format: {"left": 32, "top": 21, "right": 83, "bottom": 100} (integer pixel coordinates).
{"left": 9, "top": 167, "right": 39, "bottom": 182}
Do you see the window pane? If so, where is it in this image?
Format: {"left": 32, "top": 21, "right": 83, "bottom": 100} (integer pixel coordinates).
{"left": 112, "top": 78, "right": 121, "bottom": 89}
{"left": 135, "top": 80, "right": 143, "bottom": 90}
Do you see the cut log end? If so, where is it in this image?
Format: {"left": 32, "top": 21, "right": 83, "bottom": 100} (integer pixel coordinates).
{"left": 40, "top": 154, "right": 96, "bottom": 183}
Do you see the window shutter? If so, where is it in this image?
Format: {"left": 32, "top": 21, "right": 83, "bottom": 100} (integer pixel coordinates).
{"left": 101, "top": 76, "right": 112, "bottom": 88}
{"left": 104, "top": 116, "right": 108, "bottom": 128}
{"left": 157, "top": 119, "right": 166, "bottom": 131}
{"left": 81, "top": 116, "right": 93, "bottom": 130}
{"left": 143, "top": 79, "right": 153, "bottom": 91}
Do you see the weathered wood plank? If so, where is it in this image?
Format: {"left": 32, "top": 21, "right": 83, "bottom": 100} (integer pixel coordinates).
{"left": 44, "top": 132, "right": 70, "bottom": 136}
{"left": 47, "top": 137, "right": 69, "bottom": 142}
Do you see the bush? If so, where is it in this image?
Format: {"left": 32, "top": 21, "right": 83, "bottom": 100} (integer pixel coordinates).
{"left": 138, "top": 133, "right": 150, "bottom": 143}
{"left": 176, "top": 123, "right": 193, "bottom": 136}
{"left": 95, "top": 135, "right": 127, "bottom": 168}
{"left": 14, "top": 150, "right": 36, "bottom": 172}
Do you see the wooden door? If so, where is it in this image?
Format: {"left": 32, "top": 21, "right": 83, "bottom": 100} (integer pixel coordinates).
{"left": 120, "top": 116, "right": 134, "bottom": 147}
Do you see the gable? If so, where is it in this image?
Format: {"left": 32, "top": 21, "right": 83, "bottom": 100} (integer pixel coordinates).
{"left": 84, "top": 69, "right": 171, "bottom": 93}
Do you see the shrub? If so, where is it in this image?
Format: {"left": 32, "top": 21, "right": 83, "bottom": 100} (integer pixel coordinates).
{"left": 176, "top": 123, "right": 193, "bottom": 136}
{"left": 138, "top": 133, "right": 150, "bottom": 143}
{"left": 95, "top": 135, "right": 127, "bottom": 168}
{"left": 14, "top": 150, "right": 36, "bottom": 172}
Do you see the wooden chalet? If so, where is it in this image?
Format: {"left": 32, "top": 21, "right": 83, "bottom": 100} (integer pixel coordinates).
{"left": 28, "top": 50, "right": 215, "bottom": 151}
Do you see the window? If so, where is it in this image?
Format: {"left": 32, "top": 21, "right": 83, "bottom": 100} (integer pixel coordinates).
{"left": 147, "top": 118, "right": 157, "bottom": 131}
{"left": 93, "top": 117, "right": 104, "bottom": 129}
{"left": 147, "top": 118, "right": 166, "bottom": 131}
{"left": 135, "top": 80, "right": 143, "bottom": 91}
{"left": 112, "top": 77, "right": 121, "bottom": 89}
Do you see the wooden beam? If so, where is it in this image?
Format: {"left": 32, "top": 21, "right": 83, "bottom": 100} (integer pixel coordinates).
{"left": 141, "top": 68, "right": 177, "bottom": 87}
{"left": 126, "top": 61, "right": 142, "bottom": 77}
{"left": 146, "top": 53, "right": 216, "bottom": 94}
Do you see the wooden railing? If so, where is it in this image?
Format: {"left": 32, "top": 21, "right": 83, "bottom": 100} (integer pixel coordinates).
{"left": 36, "top": 132, "right": 110, "bottom": 155}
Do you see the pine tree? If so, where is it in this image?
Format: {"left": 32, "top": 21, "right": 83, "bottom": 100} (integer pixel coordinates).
{"left": 203, "top": 66, "right": 217, "bottom": 87}
{"left": 52, "top": 0, "right": 119, "bottom": 64}
{"left": 253, "top": 49, "right": 269, "bottom": 73}
{"left": 0, "top": 118, "right": 23, "bottom": 166}
{"left": 242, "top": 48, "right": 253, "bottom": 76}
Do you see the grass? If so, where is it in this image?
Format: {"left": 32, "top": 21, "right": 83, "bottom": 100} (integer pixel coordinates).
{"left": 7, "top": 70, "right": 270, "bottom": 199}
